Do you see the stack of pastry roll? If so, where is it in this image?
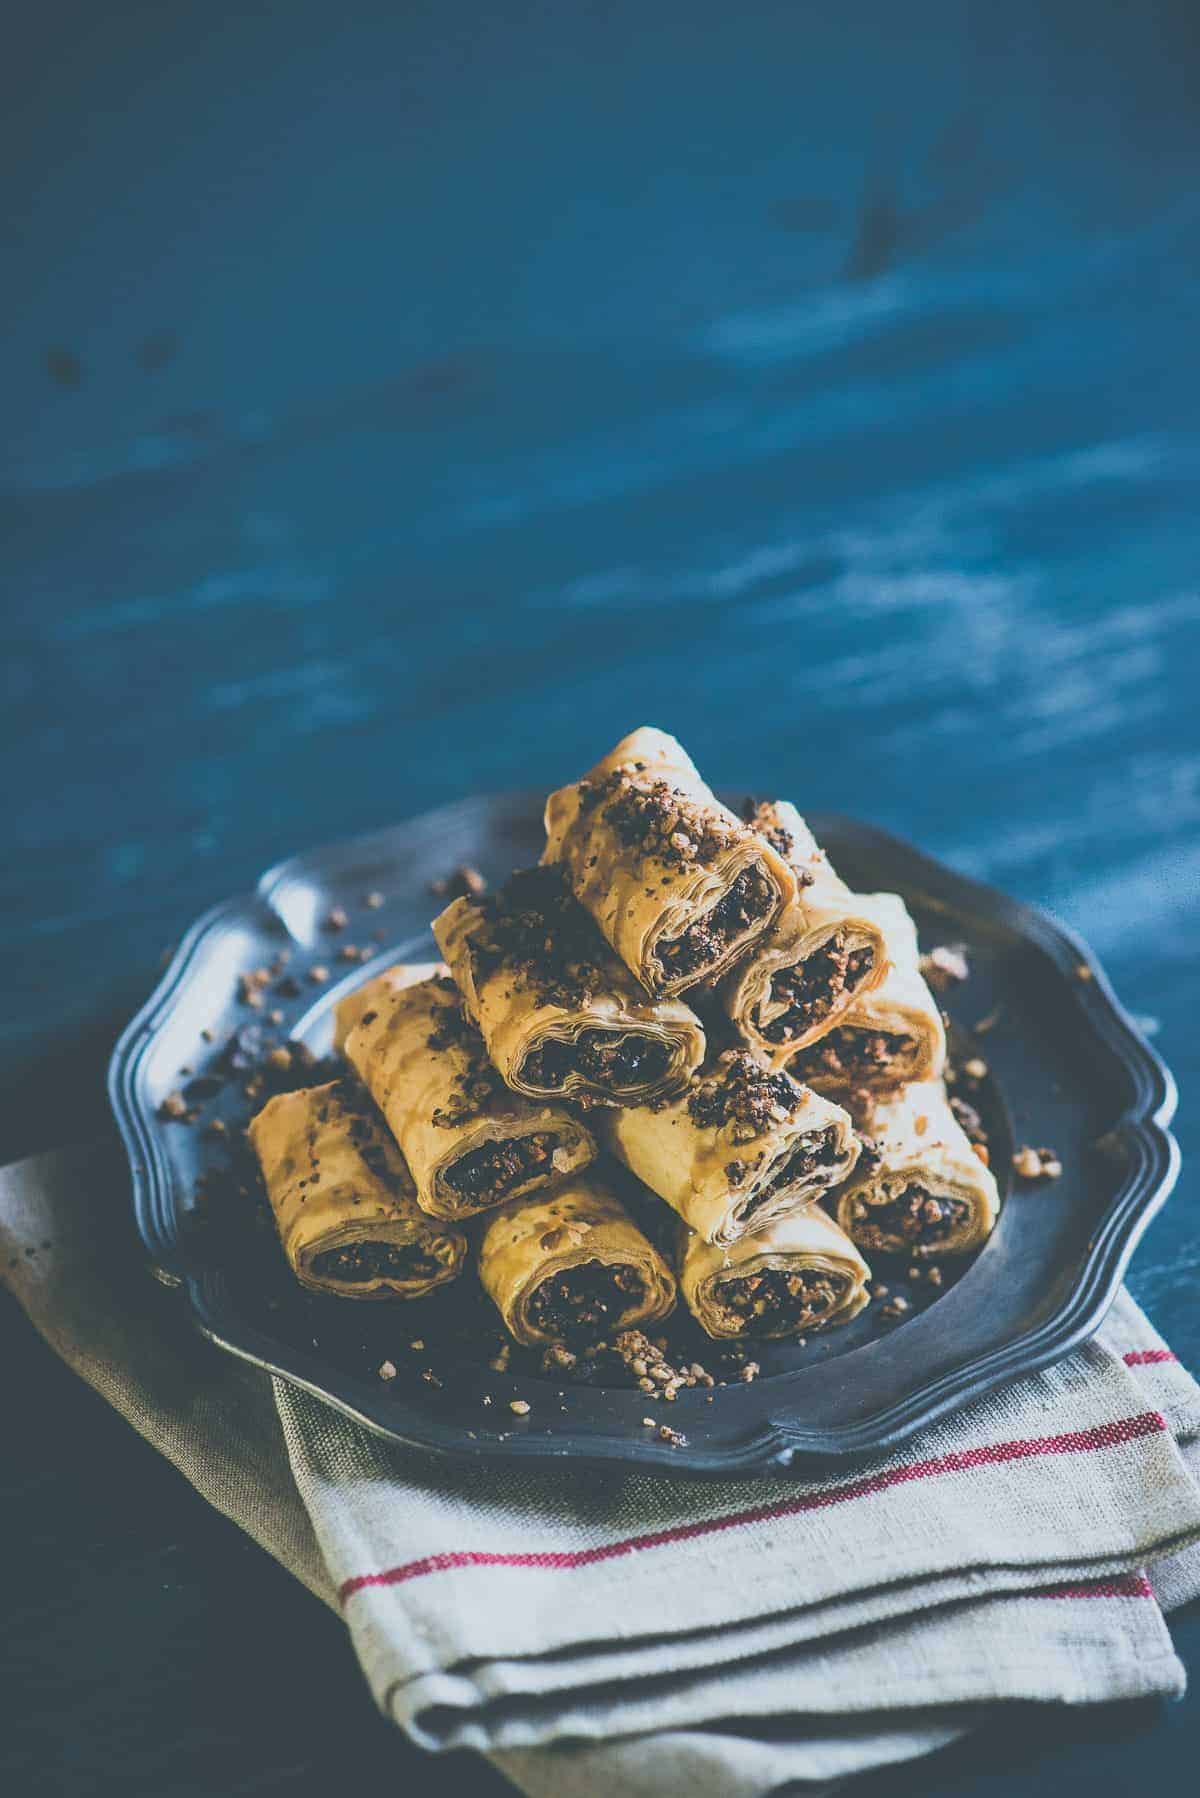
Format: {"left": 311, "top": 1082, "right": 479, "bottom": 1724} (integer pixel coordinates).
{"left": 724, "top": 804, "right": 997, "bottom": 1266}
{"left": 245, "top": 725, "right": 996, "bottom": 1348}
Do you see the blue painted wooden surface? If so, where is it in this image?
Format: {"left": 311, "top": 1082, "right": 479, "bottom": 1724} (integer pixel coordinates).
{"left": 1, "top": 3, "right": 1197, "bottom": 1793}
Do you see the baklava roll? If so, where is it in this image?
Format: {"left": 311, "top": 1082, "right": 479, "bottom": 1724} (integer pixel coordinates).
{"left": 600, "top": 1049, "right": 860, "bottom": 1248}
{"left": 542, "top": 726, "right": 795, "bottom": 997}
{"left": 723, "top": 801, "right": 889, "bottom": 1063}
{"left": 342, "top": 971, "right": 596, "bottom": 1221}
{"left": 333, "top": 961, "right": 442, "bottom": 1053}
{"left": 679, "top": 1205, "right": 871, "bottom": 1341}
{"left": 786, "top": 894, "right": 945, "bottom": 1095}
{"left": 433, "top": 866, "right": 705, "bottom": 1107}
{"left": 249, "top": 1079, "right": 466, "bottom": 1299}
{"left": 477, "top": 1170, "right": 676, "bottom": 1347}
{"left": 833, "top": 1080, "right": 1000, "bottom": 1256}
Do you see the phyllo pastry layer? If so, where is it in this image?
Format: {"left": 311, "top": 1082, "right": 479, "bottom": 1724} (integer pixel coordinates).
{"left": 833, "top": 1079, "right": 1000, "bottom": 1257}
{"left": 723, "top": 801, "right": 888, "bottom": 1062}
{"left": 333, "top": 960, "right": 442, "bottom": 1052}
{"left": 785, "top": 893, "right": 944, "bottom": 1095}
{"left": 249, "top": 1079, "right": 466, "bottom": 1299}
{"left": 679, "top": 1203, "right": 870, "bottom": 1341}
{"left": 477, "top": 1169, "right": 676, "bottom": 1348}
{"left": 433, "top": 865, "right": 705, "bottom": 1108}
{"left": 542, "top": 727, "right": 795, "bottom": 997}
{"left": 342, "top": 970, "right": 596, "bottom": 1221}
{"left": 601, "top": 1048, "right": 859, "bottom": 1248}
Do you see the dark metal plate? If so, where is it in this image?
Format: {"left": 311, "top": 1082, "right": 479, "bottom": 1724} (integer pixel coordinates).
{"left": 108, "top": 792, "right": 1179, "bottom": 1476}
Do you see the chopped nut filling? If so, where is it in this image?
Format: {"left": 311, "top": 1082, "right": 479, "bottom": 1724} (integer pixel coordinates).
{"left": 527, "top": 1261, "right": 645, "bottom": 1340}
{"left": 656, "top": 864, "right": 775, "bottom": 979}
{"left": 850, "top": 1183, "right": 970, "bottom": 1251}
{"left": 718, "top": 1266, "right": 851, "bottom": 1335}
{"left": 522, "top": 1029, "right": 672, "bottom": 1093}
{"left": 791, "top": 1025, "right": 915, "bottom": 1086}
{"left": 311, "top": 1240, "right": 447, "bottom": 1283}
{"left": 444, "top": 1131, "right": 562, "bottom": 1202}
{"left": 762, "top": 933, "right": 875, "bottom": 1044}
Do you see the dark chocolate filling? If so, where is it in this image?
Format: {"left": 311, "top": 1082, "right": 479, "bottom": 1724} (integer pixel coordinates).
{"left": 792, "top": 1025, "right": 915, "bottom": 1085}
{"left": 656, "top": 864, "right": 775, "bottom": 980}
{"left": 527, "top": 1261, "right": 645, "bottom": 1340}
{"left": 762, "top": 935, "right": 875, "bottom": 1045}
{"left": 444, "top": 1131, "right": 561, "bottom": 1202}
{"left": 311, "top": 1240, "right": 445, "bottom": 1283}
{"left": 850, "top": 1183, "right": 969, "bottom": 1250}
{"left": 719, "top": 1266, "right": 850, "bottom": 1334}
{"left": 522, "top": 1030, "right": 672, "bottom": 1092}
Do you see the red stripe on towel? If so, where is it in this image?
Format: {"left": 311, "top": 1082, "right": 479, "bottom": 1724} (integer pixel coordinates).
{"left": 1034, "top": 1573, "right": 1154, "bottom": 1600}
{"left": 1123, "top": 1349, "right": 1177, "bottom": 1367}
{"left": 338, "top": 1408, "right": 1167, "bottom": 1605}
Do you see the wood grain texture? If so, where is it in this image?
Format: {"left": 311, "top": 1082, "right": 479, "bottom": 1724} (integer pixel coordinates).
{"left": 1, "top": 1, "right": 1197, "bottom": 1792}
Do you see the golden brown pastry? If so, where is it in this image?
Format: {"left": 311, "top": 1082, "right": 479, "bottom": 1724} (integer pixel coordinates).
{"left": 785, "top": 893, "right": 945, "bottom": 1094}
{"left": 248, "top": 1079, "right": 466, "bottom": 1298}
{"left": 342, "top": 970, "right": 596, "bottom": 1221}
{"left": 833, "top": 1079, "right": 1000, "bottom": 1256}
{"left": 333, "top": 961, "right": 442, "bottom": 1053}
{"left": 722, "top": 801, "right": 889, "bottom": 1063}
{"left": 433, "top": 866, "right": 705, "bottom": 1107}
{"left": 600, "top": 1049, "right": 859, "bottom": 1248}
{"left": 679, "top": 1205, "right": 871, "bottom": 1340}
{"left": 476, "top": 1169, "right": 676, "bottom": 1347}
{"left": 542, "top": 727, "right": 795, "bottom": 996}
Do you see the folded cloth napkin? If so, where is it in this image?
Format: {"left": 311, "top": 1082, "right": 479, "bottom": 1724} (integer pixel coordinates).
{"left": 4, "top": 1141, "right": 1200, "bottom": 1798}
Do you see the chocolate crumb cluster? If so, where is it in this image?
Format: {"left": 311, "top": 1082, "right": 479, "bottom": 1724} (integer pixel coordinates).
{"left": 687, "top": 1050, "right": 797, "bottom": 1141}
{"left": 579, "top": 764, "right": 742, "bottom": 869}
{"left": 741, "top": 796, "right": 796, "bottom": 861}
{"left": 457, "top": 865, "right": 613, "bottom": 1009}
{"left": 420, "top": 979, "right": 511, "bottom": 1129}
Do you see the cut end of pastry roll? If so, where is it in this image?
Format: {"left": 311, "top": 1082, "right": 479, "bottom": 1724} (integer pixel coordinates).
{"left": 602, "top": 1050, "right": 860, "bottom": 1249}
{"left": 249, "top": 1080, "right": 467, "bottom": 1299}
{"left": 833, "top": 1080, "right": 1000, "bottom": 1256}
{"left": 433, "top": 865, "right": 706, "bottom": 1107}
{"left": 680, "top": 1205, "right": 871, "bottom": 1341}
{"left": 542, "top": 727, "right": 795, "bottom": 997}
{"left": 477, "top": 1169, "right": 677, "bottom": 1348}
{"left": 724, "top": 802, "right": 890, "bottom": 1062}
{"left": 333, "top": 961, "right": 444, "bottom": 1053}
{"left": 343, "top": 972, "right": 596, "bottom": 1220}
{"left": 785, "top": 893, "right": 945, "bottom": 1094}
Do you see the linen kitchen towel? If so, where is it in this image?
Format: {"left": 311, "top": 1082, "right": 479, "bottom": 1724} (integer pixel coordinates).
{"left": 4, "top": 1141, "right": 1200, "bottom": 1796}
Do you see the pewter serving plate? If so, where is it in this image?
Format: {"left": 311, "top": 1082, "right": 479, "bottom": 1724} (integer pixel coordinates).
{"left": 108, "top": 792, "right": 1179, "bottom": 1476}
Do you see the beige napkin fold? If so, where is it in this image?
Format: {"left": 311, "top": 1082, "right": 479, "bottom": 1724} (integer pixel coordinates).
{"left": 4, "top": 1141, "right": 1199, "bottom": 1797}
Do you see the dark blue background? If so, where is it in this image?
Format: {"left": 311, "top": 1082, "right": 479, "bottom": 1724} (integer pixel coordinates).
{"left": 1, "top": 4, "right": 1197, "bottom": 1793}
